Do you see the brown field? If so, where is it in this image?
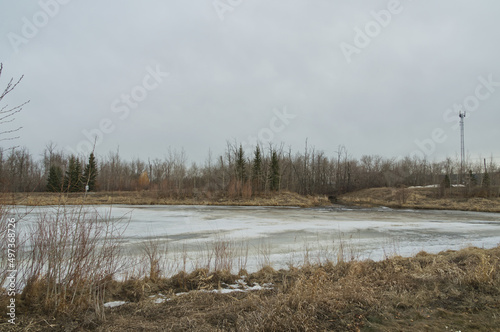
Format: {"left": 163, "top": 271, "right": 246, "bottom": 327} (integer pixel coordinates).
{"left": 4, "top": 246, "right": 500, "bottom": 331}
{"left": 339, "top": 187, "right": 500, "bottom": 213}
{"left": 0, "top": 191, "right": 331, "bottom": 208}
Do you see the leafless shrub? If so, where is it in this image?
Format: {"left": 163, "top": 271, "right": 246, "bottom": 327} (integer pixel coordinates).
{"left": 140, "top": 238, "right": 168, "bottom": 282}
{"left": 256, "top": 240, "right": 272, "bottom": 269}
{"left": 21, "top": 206, "right": 127, "bottom": 320}
{"left": 237, "top": 240, "right": 249, "bottom": 273}
{"left": 212, "top": 236, "right": 234, "bottom": 272}
{"left": 335, "top": 233, "right": 361, "bottom": 264}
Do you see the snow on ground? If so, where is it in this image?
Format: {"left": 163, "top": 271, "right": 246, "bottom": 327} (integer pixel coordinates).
{"left": 103, "top": 301, "right": 128, "bottom": 308}
{"left": 147, "top": 278, "right": 274, "bottom": 304}
{"left": 408, "top": 184, "right": 465, "bottom": 188}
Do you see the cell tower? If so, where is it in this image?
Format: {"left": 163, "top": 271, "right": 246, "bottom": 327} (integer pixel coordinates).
{"left": 459, "top": 111, "right": 466, "bottom": 184}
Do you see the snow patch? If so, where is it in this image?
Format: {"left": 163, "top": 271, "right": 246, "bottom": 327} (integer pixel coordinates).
{"left": 152, "top": 280, "right": 274, "bottom": 303}
{"left": 103, "top": 301, "right": 127, "bottom": 308}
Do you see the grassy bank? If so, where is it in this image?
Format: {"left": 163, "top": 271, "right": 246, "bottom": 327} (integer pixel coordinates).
{"left": 339, "top": 187, "right": 500, "bottom": 213}
{"left": 3, "top": 187, "right": 500, "bottom": 213}
{"left": 0, "top": 191, "right": 331, "bottom": 208}
{"left": 4, "top": 246, "right": 500, "bottom": 331}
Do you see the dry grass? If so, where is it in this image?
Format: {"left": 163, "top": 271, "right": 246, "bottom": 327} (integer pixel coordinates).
{"left": 339, "top": 187, "right": 500, "bottom": 212}
{"left": 5, "top": 206, "right": 128, "bottom": 323}
{"left": 0, "top": 191, "right": 331, "bottom": 208}
{"left": 5, "top": 245, "right": 500, "bottom": 331}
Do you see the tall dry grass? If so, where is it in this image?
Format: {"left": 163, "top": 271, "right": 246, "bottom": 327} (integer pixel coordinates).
{"left": 20, "top": 206, "right": 128, "bottom": 320}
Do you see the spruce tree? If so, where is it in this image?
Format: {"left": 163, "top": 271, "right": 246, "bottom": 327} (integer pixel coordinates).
{"left": 269, "top": 150, "right": 280, "bottom": 192}
{"left": 442, "top": 174, "right": 451, "bottom": 189}
{"left": 482, "top": 171, "right": 490, "bottom": 188}
{"left": 75, "top": 158, "right": 84, "bottom": 192}
{"left": 252, "top": 145, "right": 262, "bottom": 192}
{"left": 63, "top": 156, "right": 74, "bottom": 192}
{"left": 235, "top": 144, "right": 247, "bottom": 183}
{"left": 64, "top": 156, "right": 83, "bottom": 192}
{"left": 83, "top": 152, "right": 98, "bottom": 191}
{"left": 46, "top": 165, "right": 63, "bottom": 192}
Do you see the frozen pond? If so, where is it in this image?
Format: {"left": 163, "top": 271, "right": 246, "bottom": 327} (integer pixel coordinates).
{"left": 11, "top": 205, "right": 500, "bottom": 273}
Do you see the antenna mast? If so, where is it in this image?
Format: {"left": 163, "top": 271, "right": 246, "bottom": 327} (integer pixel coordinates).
{"left": 459, "top": 111, "right": 466, "bottom": 184}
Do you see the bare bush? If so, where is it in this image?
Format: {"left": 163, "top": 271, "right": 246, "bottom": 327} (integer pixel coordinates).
{"left": 21, "top": 206, "right": 127, "bottom": 320}
{"left": 140, "top": 237, "right": 169, "bottom": 282}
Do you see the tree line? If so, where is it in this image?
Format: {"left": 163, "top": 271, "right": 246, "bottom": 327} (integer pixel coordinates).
{"left": 1, "top": 65, "right": 498, "bottom": 198}
{"left": 0, "top": 141, "right": 498, "bottom": 198}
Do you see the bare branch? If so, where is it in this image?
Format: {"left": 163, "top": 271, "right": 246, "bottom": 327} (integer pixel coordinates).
{"left": 0, "top": 135, "right": 21, "bottom": 142}
{"left": 0, "top": 100, "right": 29, "bottom": 115}
{"left": 0, "top": 63, "right": 28, "bottom": 145}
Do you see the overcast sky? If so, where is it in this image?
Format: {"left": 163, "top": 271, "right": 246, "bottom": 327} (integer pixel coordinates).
{"left": 1, "top": 0, "right": 499, "bottom": 165}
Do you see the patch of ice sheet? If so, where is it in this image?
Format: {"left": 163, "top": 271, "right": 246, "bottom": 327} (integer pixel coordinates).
{"left": 18, "top": 205, "right": 500, "bottom": 278}
{"left": 103, "top": 301, "right": 127, "bottom": 308}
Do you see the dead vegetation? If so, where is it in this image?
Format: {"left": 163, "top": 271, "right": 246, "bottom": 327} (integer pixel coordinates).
{"left": 0, "top": 190, "right": 331, "bottom": 208}
{"left": 4, "top": 186, "right": 499, "bottom": 213}
{"left": 2, "top": 206, "right": 127, "bottom": 323}
{"left": 3, "top": 245, "right": 500, "bottom": 331}
{"left": 339, "top": 187, "right": 500, "bottom": 212}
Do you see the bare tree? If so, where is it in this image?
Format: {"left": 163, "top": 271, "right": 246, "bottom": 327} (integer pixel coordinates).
{"left": 0, "top": 63, "right": 29, "bottom": 147}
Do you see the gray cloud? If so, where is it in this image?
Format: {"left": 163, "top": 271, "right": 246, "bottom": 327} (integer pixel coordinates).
{"left": 1, "top": 0, "right": 499, "bottom": 164}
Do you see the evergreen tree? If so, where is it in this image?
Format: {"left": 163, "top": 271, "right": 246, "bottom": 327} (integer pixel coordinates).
{"left": 269, "top": 150, "right": 280, "bottom": 192}
{"left": 63, "top": 156, "right": 74, "bottom": 192}
{"left": 482, "top": 171, "right": 490, "bottom": 188}
{"left": 442, "top": 174, "right": 451, "bottom": 189}
{"left": 252, "top": 145, "right": 262, "bottom": 192}
{"left": 64, "top": 156, "right": 83, "bottom": 192}
{"left": 235, "top": 144, "right": 247, "bottom": 183}
{"left": 46, "top": 165, "right": 63, "bottom": 192}
{"left": 74, "top": 158, "right": 83, "bottom": 192}
{"left": 83, "top": 152, "right": 98, "bottom": 191}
